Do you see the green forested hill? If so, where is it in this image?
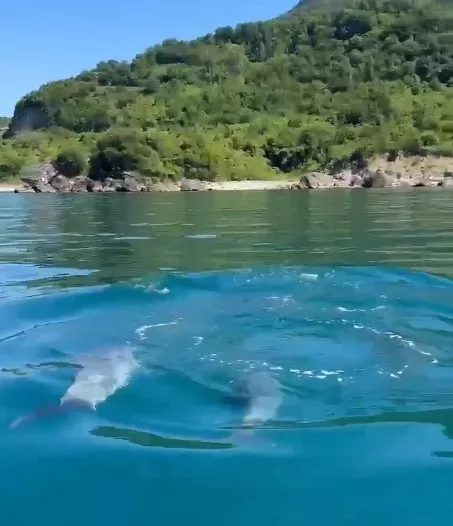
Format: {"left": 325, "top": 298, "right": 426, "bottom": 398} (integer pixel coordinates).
{"left": 3, "top": 0, "right": 453, "bottom": 181}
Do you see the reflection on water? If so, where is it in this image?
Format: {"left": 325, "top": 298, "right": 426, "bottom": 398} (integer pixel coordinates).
{"left": 2, "top": 188, "right": 453, "bottom": 290}
{"left": 91, "top": 425, "right": 234, "bottom": 450}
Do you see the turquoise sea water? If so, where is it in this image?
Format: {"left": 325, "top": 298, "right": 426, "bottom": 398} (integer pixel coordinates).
{"left": 2, "top": 190, "right": 453, "bottom": 524}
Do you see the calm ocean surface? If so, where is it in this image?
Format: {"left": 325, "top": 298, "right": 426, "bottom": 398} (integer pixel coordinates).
{"left": 2, "top": 188, "right": 453, "bottom": 525}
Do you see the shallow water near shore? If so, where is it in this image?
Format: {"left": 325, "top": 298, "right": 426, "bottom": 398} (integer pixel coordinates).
{"left": 2, "top": 189, "right": 453, "bottom": 525}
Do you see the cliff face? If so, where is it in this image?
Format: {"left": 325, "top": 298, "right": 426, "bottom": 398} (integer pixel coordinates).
{"left": 3, "top": 100, "right": 51, "bottom": 138}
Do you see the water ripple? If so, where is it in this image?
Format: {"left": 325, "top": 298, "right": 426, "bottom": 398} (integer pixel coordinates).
{"left": 2, "top": 192, "right": 453, "bottom": 524}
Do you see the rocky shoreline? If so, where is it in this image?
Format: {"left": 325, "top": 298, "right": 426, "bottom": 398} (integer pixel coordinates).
{"left": 290, "top": 167, "right": 453, "bottom": 190}
{"left": 6, "top": 161, "right": 453, "bottom": 194}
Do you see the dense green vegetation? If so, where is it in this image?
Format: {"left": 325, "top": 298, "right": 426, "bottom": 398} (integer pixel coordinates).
{"left": 0, "top": 117, "right": 10, "bottom": 128}
{"left": 3, "top": 0, "right": 453, "bottom": 181}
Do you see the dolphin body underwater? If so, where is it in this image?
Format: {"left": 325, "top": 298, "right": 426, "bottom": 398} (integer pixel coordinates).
{"left": 9, "top": 346, "right": 139, "bottom": 429}
{"left": 227, "top": 371, "right": 283, "bottom": 428}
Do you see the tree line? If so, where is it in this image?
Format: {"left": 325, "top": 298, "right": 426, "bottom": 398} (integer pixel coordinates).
{"left": 2, "top": 0, "right": 453, "bottom": 181}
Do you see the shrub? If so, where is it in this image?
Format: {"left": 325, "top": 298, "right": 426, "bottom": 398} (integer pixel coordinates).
{"left": 88, "top": 127, "right": 151, "bottom": 180}
{"left": 53, "top": 147, "right": 86, "bottom": 177}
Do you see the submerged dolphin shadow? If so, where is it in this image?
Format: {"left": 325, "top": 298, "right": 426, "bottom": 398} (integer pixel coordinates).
{"left": 9, "top": 346, "right": 139, "bottom": 430}
{"left": 221, "top": 371, "right": 283, "bottom": 446}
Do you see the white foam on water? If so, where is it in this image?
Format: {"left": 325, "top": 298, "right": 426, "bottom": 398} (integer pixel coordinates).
{"left": 300, "top": 273, "right": 319, "bottom": 281}
{"left": 185, "top": 234, "right": 218, "bottom": 239}
{"left": 416, "top": 349, "right": 433, "bottom": 356}
{"left": 114, "top": 236, "right": 151, "bottom": 241}
{"left": 153, "top": 287, "right": 170, "bottom": 295}
{"left": 321, "top": 370, "right": 342, "bottom": 376}
{"left": 338, "top": 305, "right": 385, "bottom": 313}
{"left": 282, "top": 295, "right": 294, "bottom": 304}
{"left": 135, "top": 321, "right": 178, "bottom": 340}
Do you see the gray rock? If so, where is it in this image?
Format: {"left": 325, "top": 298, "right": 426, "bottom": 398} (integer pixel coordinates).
{"left": 301, "top": 172, "right": 335, "bottom": 189}
{"left": 71, "top": 176, "right": 90, "bottom": 192}
{"left": 180, "top": 178, "right": 203, "bottom": 191}
{"left": 349, "top": 174, "right": 364, "bottom": 187}
{"left": 311, "top": 172, "right": 335, "bottom": 188}
{"left": 362, "top": 169, "right": 393, "bottom": 188}
{"left": 19, "top": 163, "right": 57, "bottom": 186}
{"left": 296, "top": 175, "right": 312, "bottom": 189}
{"left": 88, "top": 180, "right": 105, "bottom": 192}
{"left": 103, "top": 177, "right": 122, "bottom": 191}
{"left": 33, "top": 181, "right": 57, "bottom": 193}
{"left": 146, "top": 180, "right": 180, "bottom": 192}
{"left": 409, "top": 172, "right": 441, "bottom": 187}
{"left": 119, "top": 174, "right": 145, "bottom": 192}
{"left": 49, "top": 174, "right": 73, "bottom": 192}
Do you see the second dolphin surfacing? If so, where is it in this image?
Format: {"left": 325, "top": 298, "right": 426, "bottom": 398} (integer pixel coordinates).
{"left": 9, "top": 346, "right": 139, "bottom": 429}
{"left": 225, "top": 371, "right": 283, "bottom": 443}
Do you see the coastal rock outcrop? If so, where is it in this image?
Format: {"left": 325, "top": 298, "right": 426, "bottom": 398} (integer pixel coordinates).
{"left": 361, "top": 169, "right": 392, "bottom": 188}
{"left": 17, "top": 166, "right": 149, "bottom": 193}
{"left": 180, "top": 178, "right": 203, "bottom": 191}
{"left": 288, "top": 165, "right": 450, "bottom": 191}
{"left": 35, "top": 182, "right": 58, "bottom": 193}
{"left": 145, "top": 180, "right": 180, "bottom": 192}
{"left": 3, "top": 101, "right": 52, "bottom": 139}
{"left": 298, "top": 172, "right": 335, "bottom": 189}
{"left": 71, "top": 176, "right": 91, "bottom": 192}
{"left": 49, "top": 174, "right": 73, "bottom": 192}
{"left": 119, "top": 174, "right": 146, "bottom": 192}
{"left": 19, "top": 163, "right": 57, "bottom": 188}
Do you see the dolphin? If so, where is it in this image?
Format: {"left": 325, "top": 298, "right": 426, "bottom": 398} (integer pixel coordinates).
{"left": 9, "top": 346, "right": 139, "bottom": 429}
{"left": 227, "top": 371, "right": 283, "bottom": 428}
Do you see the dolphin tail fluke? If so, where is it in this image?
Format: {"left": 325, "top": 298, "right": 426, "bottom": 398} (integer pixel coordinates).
{"left": 9, "top": 399, "right": 94, "bottom": 430}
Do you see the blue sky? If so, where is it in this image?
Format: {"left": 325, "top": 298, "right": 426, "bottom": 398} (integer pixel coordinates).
{"left": 0, "top": 0, "right": 295, "bottom": 116}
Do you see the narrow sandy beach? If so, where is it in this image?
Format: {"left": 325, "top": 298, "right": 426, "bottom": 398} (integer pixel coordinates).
{"left": 0, "top": 184, "right": 20, "bottom": 192}
{"left": 203, "top": 180, "right": 294, "bottom": 191}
